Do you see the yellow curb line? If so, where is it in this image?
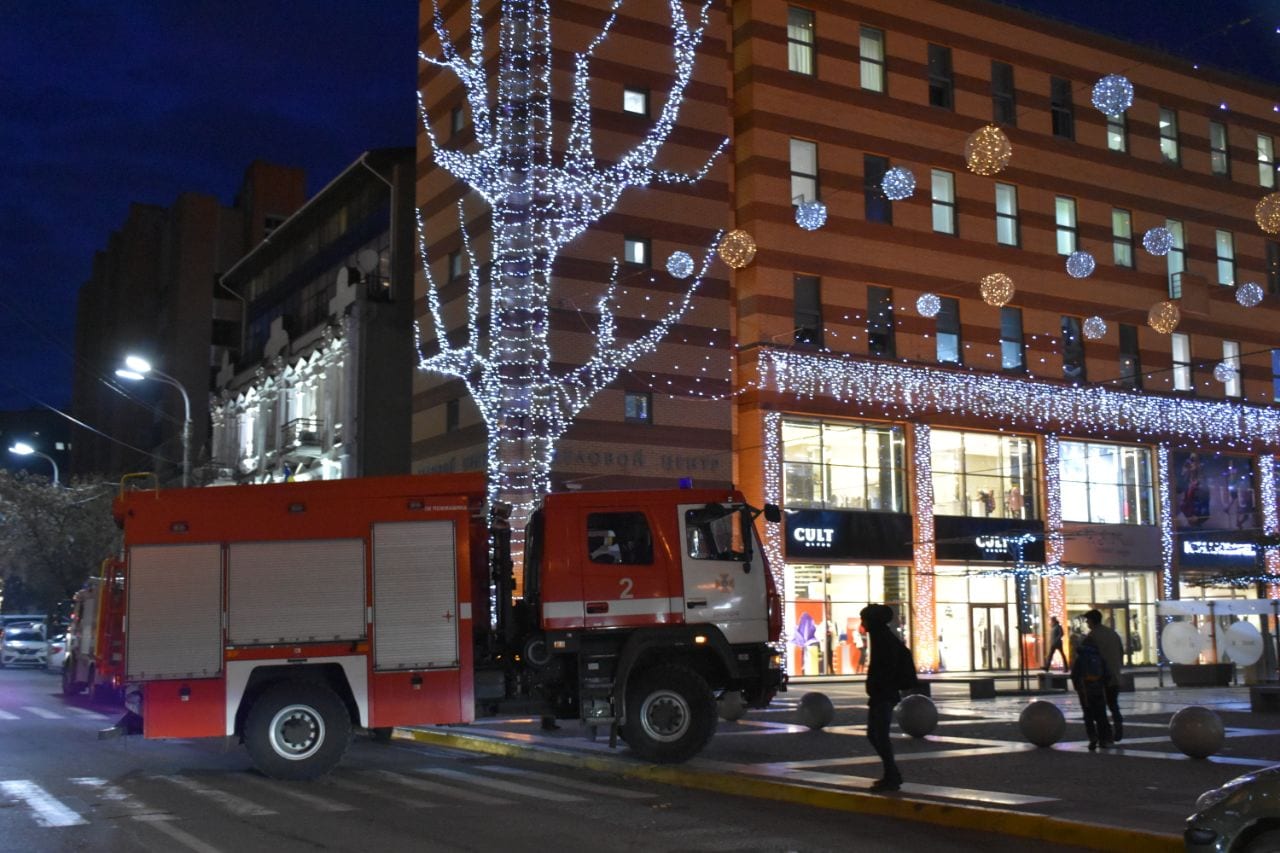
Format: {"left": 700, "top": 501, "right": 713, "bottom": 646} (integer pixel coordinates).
{"left": 394, "top": 728, "right": 1181, "bottom": 853}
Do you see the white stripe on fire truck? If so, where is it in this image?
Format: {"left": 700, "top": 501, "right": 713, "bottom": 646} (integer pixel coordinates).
{"left": 151, "top": 775, "right": 276, "bottom": 817}
{"left": 542, "top": 597, "right": 682, "bottom": 620}
{"left": 459, "top": 603, "right": 471, "bottom": 620}
{"left": 478, "top": 765, "right": 657, "bottom": 800}
{"left": 21, "top": 706, "right": 64, "bottom": 720}
{"left": 363, "top": 770, "right": 506, "bottom": 805}
{"left": 0, "top": 780, "right": 87, "bottom": 827}
{"left": 419, "top": 767, "right": 584, "bottom": 803}
{"left": 237, "top": 773, "right": 354, "bottom": 812}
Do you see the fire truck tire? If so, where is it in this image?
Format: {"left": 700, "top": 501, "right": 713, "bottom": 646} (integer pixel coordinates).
{"left": 621, "top": 664, "right": 716, "bottom": 764}
{"left": 244, "top": 681, "right": 351, "bottom": 780}
{"left": 62, "top": 664, "right": 86, "bottom": 697}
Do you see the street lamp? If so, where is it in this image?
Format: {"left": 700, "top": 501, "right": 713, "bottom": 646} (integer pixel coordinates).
{"left": 8, "top": 441, "right": 59, "bottom": 486}
{"left": 116, "top": 355, "right": 192, "bottom": 488}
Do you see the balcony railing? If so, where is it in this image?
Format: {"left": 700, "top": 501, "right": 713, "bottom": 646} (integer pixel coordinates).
{"left": 282, "top": 418, "right": 324, "bottom": 454}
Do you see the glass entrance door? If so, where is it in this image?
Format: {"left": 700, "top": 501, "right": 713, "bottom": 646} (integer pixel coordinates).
{"left": 972, "top": 604, "right": 1011, "bottom": 670}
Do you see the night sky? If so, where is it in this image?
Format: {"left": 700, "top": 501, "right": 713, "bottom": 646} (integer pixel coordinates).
{"left": 0, "top": 1, "right": 1276, "bottom": 418}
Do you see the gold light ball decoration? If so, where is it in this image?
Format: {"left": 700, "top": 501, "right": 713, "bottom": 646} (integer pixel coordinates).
{"left": 965, "top": 125, "right": 1013, "bottom": 176}
{"left": 1147, "top": 300, "right": 1181, "bottom": 335}
{"left": 1256, "top": 192, "right": 1280, "bottom": 235}
{"left": 718, "top": 229, "right": 757, "bottom": 269}
{"left": 979, "top": 273, "right": 1015, "bottom": 307}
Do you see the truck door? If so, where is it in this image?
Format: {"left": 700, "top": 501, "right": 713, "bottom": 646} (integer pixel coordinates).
{"left": 679, "top": 504, "right": 768, "bottom": 645}
{"left": 579, "top": 509, "right": 676, "bottom": 628}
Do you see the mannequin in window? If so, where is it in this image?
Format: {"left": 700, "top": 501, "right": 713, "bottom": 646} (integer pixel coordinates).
{"left": 1005, "top": 483, "right": 1023, "bottom": 518}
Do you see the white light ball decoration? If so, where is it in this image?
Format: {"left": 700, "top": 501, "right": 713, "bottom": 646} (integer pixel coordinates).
{"left": 1143, "top": 227, "right": 1174, "bottom": 256}
{"left": 1019, "top": 700, "right": 1067, "bottom": 748}
{"left": 965, "top": 125, "right": 1013, "bottom": 176}
{"left": 916, "top": 292, "right": 942, "bottom": 318}
{"left": 979, "top": 273, "right": 1015, "bottom": 307}
{"left": 1213, "top": 361, "right": 1238, "bottom": 384}
{"left": 717, "top": 690, "right": 747, "bottom": 722}
{"left": 1148, "top": 300, "right": 1181, "bottom": 335}
{"left": 881, "top": 166, "right": 916, "bottom": 201}
{"left": 797, "top": 692, "right": 835, "bottom": 730}
{"left": 1091, "top": 73, "right": 1135, "bottom": 116}
{"left": 665, "top": 251, "right": 695, "bottom": 279}
{"left": 718, "top": 229, "right": 757, "bottom": 269}
{"left": 1236, "top": 281, "right": 1264, "bottom": 308}
{"left": 895, "top": 694, "right": 938, "bottom": 738}
{"left": 1083, "top": 316, "right": 1107, "bottom": 340}
{"left": 795, "top": 200, "right": 828, "bottom": 231}
{"left": 1169, "top": 706, "right": 1225, "bottom": 759}
{"left": 1256, "top": 192, "right": 1280, "bottom": 235}
{"left": 1066, "top": 251, "right": 1096, "bottom": 279}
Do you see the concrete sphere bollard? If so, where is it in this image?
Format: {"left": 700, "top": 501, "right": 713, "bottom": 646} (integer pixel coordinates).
{"left": 718, "top": 690, "right": 747, "bottom": 722}
{"left": 798, "top": 692, "right": 835, "bottom": 730}
{"left": 1170, "top": 706, "right": 1225, "bottom": 759}
{"left": 895, "top": 694, "right": 938, "bottom": 738}
{"left": 1019, "top": 700, "right": 1067, "bottom": 747}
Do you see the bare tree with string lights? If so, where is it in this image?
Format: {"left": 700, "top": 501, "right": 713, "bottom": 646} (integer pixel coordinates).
{"left": 415, "top": 0, "right": 726, "bottom": 523}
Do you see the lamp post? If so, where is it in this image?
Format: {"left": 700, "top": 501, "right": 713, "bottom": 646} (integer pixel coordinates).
{"left": 116, "top": 355, "right": 192, "bottom": 488}
{"left": 8, "top": 442, "right": 59, "bottom": 486}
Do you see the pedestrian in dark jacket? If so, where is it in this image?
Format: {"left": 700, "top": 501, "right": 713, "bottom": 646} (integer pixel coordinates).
{"left": 861, "top": 603, "right": 916, "bottom": 791}
{"left": 1084, "top": 609, "right": 1125, "bottom": 741}
{"left": 1069, "top": 633, "right": 1113, "bottom": 750}
{"left": 1043, "top": 616, "right": 1066, "bottom": 671}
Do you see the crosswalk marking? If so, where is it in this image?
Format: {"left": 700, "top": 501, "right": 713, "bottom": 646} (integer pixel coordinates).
{"left": 0, "top": 710, "right": 17, "bottom": 720}
{"left": 63, "top": 706, "right": 106, "bottom": 718}
{"left": 70, "top": 776, "right": 172, "bottom": 820}
{"left": 21, "top": 706, "right": 64, "bottom": 720}
{"left": 237, "top": 773, "right": 354, "bottom": 812}
{"left": 420, "top": 767, "right": 585, "bottom": 802}
{"left": 134, "top": 814, "right": 225, "bottom": 853}
{"left": 479, "top": 765, "right": 657, "bottom": 800}
{"left": 364, "top": 769, "right": 506, "bottom": 805}
{"left": 152, "top": 775, "right": 276, "bottom": 817}
{"left": 321, "top": 775, "right": 439, "bottom": 809}
{"left": 0, "top": 779, "right": 87, "bottom": 827}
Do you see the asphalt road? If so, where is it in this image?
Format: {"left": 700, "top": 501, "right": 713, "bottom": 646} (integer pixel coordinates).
{"left": 0, "top": 666, "right": 1102, "bottom": 852}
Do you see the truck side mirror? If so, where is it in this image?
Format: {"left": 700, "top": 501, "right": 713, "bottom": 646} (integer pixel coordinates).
{"left": 763, "top": 504, "right": 781, "bottom": 523}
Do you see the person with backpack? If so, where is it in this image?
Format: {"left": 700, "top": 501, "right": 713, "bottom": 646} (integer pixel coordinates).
{"left": 1084, "top": 609, "right": 1125, "bottom": 742}
{"left": 860, "top": 603, "right": 918, "bottom": 791}
{"left": 1070, "top": 632, "right": 1113, "bottom": 750}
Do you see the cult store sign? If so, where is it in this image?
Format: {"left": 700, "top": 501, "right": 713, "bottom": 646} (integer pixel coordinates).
{"left": 784, "top": 510, "right": 914, "bottom": 561}
{"left": 933, "top": 516, "right": 1046, "bottom": 563}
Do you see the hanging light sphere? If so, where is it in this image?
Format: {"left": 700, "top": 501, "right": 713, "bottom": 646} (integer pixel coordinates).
{"left": 1147, "top": 300, "right": 1181, "bottom": 334}
{"left": 1091, "top": 74, "right": 1135, "bottom": 116}
{"left": 795, "top": 200, "right": 828, "bottom": 231}
{"left": 979, "top": 273, "right": 1015, "bottom": 307}
{"left": 1066, "top": 251, "right": 1096, "bottom": 278}
{"left": 916, "top": 293, "right": 942, "bottom": 318}
{"left": 965, "top": 125, "right": 1013, "bottom": 176}
{"left": 1256, "top": 192, "right": 1280, "bottom": 235}
{"left": 665, "top": 251, "right": 695, "bottom": 279}
{"left": 717, "top": 229, "right": 757, "bottom": 269}
{"left": 1213, "top": 361, "right": 1237, "bottom": 384}
{"left": 1083, "top": 316, "right": 1108, "bottom": 340}
{"left": 1143, "top": 226, "right": 1174, "bottom": 256}
{"left": 1236, "top": 281, "right": 1264, "bottom": 308}
{"left": 881, "top": 167, "right": 916, "bottom": 201}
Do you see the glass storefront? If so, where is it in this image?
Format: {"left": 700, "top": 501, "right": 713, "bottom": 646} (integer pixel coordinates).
{"left": 1059, "top": 440, "right": 1155, "bottom": 525}
{"left": 785, "top": 563, "right": 911, "bottom": 675}
{"left": 782, "top": 419, "right": 907, "bottom": 511}
{"left": 935, "top": 568, "right": 1040, "bottom": 671}
{"left": 931, "top": 429, "right": 1038, "bottom": 519}
{"left": 1065, "top": 570, "right": 1157, "bottom": 665}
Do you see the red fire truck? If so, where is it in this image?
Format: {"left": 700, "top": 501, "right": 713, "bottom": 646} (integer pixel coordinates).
{"left": 102, "top": 472, "right": 783, "bottom": 779}
{"left": 62, "top": 558, "right": 126, "bottom": 702}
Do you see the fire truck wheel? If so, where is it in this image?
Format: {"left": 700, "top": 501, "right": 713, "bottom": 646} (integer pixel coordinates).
{"left": 244, "top": 681, "right": 351, "bottom": 780}
{"left": 621, "top": 664, "right": 716, "bottom": 764}
{"left": 62, "top": 664, "right": 85, "bottom": 697}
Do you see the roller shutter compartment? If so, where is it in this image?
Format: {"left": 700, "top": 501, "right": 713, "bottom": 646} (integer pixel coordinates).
{"left": 372, "top": 521, "right": 459, "bottom": 670}
{"left": 126, "top": 543, "right": 223, "bottom": 680}
{"left": 228, "top": 539, "right": 366, "bottom": 644}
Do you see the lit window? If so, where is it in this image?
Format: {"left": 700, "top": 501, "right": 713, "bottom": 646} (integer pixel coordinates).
{"left": 936, "top": 297, "right": 961, "bottom": 364}
{"left": 1216, "top": 230, "right": 1235, "bottom": 286}
{"left": 1259, "top": 134, "right": 1276, "bottom": 188}
{"left": 859, "top": 27, "right": 885, "bottom": 93}
{"left": 1059, "top": 441, "right": 1155, "bottom": 525}
{"left": 789, "top": 138, "right": 818, "bottom": 204}
{"left": 1272, "top": 349, "right": 1280, "bottom": 402}
{"left": 448, "top": 251, "right": 465, "bottom": 280}
{"left": 1055, "top": 197, "right": 1077, "bottom": 255}
{"left": 451, "top": 106, "right": 467, "bottom": 136}
{"left": 623, "top": 237, "right": 649, "bottom": 266}
{"left": 931, "top": 169, "right": 956, "bottom": 235}
{"left": 623, "top": 88, "right": 648, "bottom": 116}
{"left": 1172, "top": 333, "right": 1192, "bottom": 392}
{"left": 930, "top": 429, "right": 1039, "bottom": 519}
{"left": 995, "top": 183, "right": 1019, "bottom": 246}
{"left": 781, "top": 418, "right": 907, "bottom": 512}
{"left": 1107, "top": 112, "right": 1127, "bottom": 153}
{"left": 1209, "top": 121, "right": 1230, "bottom": 177}
{"left": 624, "top": 392, "right": 652, "bottom": 424}
{"left": 1223, "top": 340, "right": 1241, "bottom": 397}
{"left": 787, "top": 7, "right": 815, "bottom": 75}
{"left": 1159, "top": 108, "right": 1180, "bottom": 165}
{"left": 1000, "top": 307, "right": 1024, "bottom": 371}
{"left": 1166, "top": 219, "right": 1185, "bottom": 298}
{"left": 1112, "top": 209, "right": 1133, "bottom": 268}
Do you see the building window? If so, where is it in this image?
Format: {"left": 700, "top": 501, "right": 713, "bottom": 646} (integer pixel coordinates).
{"left": 624, "top": 391, "right": 652, "bottom": 424}
{"left": 794, "top": 275, "right": 823, "bottom": 347}
{"left": 1107, "top": 112, "right": 1127, "bottom": 153}
{"left": 1000, "top": 307, "right": 1024, "bottom": 371}
{"left": 927, "top": 44, "right": 953, "bottom": 110}
{"left": 790, "top": 138, "right": 819, "bottom": 204}
{"left": 586, "top": 512, "right": 653, "bottom": 564}
{"left": 445, "top": 398, "right": 459, "bottom": 433}
{"left": 623, "top": 87, "right": 648, "bottom": 116}
{"left": 1118, "top": 324, "right": 1141, "bottom": 389}
{"left": 1172, "top": 333, "right": 1193, "bottom": 392}
{"left": 1272, "top": 349, "right": 1280, "bottom": 402}
{"left": 1062, "top": 316, "right": 1086, "bottom": 382}
{"left": 623, "top": 236, "right": 650, "bottom": 266}
{"left": 859, "top": 26, "right": 885, "bottom": 93}
{"left": 931, "top": 169, "right": 956, "bottom": 235}
{"left": 1055, "top": 196, "right": 1077, "bottom": 255}
{"left": 1159, "top": 108, "right": 1180, "bottom": 165}
{"left": 867, "top": 286, "right": 895, "bottom": 358}
{"left": 781, "top": 418, "right": 907, "bottom": 512}
{"left": 991, "top": 61, "right": 1015, "bottom": 125}
{"left": 1059, "top": 441, "right": 1155, "bottom": 525}
{"left": 1166, "top": 219, "right": 1185, "bottom": 298}
{"left": 1260, "top": 134, "right": 1276, "bottom": 188}
{"left": 450, "top": 105, "right": 467, "bottom": 137}
{"left": 863, "top": 154, "right": 892, "bottom": 224}
{"left": 1268, "top": 241, "right": 1280, "bottom": 294}
{"left": 1050, "top": 76, "right": 1074, "bottom": 140}
{"left": 936, "top": 297, "right": 961, "bottom": 365}
{"left": 1112, "top": 208, "right": 1133, "bottom": 268}
{"left": 995, "top": 183, "right": 1019, "bottom": 247}
{"left": 1216, "top": 230, "right": 1235, "bottom": 286}
{"left": 931, "top": 429, "right": 1039, "bottom": 519}
{"left": 1223, "top": 340, "right": 1242, "bottom": 397}
{"left": 1209, "top": 121, "right": 1230, "bottom": 177}
{"left": 787, "top": 7, "right": 815, "bottom": 75}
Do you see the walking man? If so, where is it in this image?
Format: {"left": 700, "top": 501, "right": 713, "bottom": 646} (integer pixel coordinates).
{"left": 861, "top": 604, "right": 917, "bottom": 792}
{"left": 1084, "top": 609, "right": 1125, "bottom": 741}
{"left": 1043, "top": 616, "right": 1066, "bottom": 671}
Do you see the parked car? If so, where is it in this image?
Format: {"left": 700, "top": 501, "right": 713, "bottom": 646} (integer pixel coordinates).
{"left": 46, "top": 632, "right": 69, "bottom": 671}
{"left": 1186, "top": 764, "right": 1280, "bottom": 852}
{"left": 0, "top": 624, "right": 48, "bottom": 668}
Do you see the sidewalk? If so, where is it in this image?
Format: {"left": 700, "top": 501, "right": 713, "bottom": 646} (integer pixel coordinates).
{"left": 398, "top": 679, "right": 1280, "bottom": 852}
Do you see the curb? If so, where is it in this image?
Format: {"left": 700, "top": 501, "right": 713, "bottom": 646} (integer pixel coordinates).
{"left": 394, "top": 727, "right": 1182, "bottom": 853}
